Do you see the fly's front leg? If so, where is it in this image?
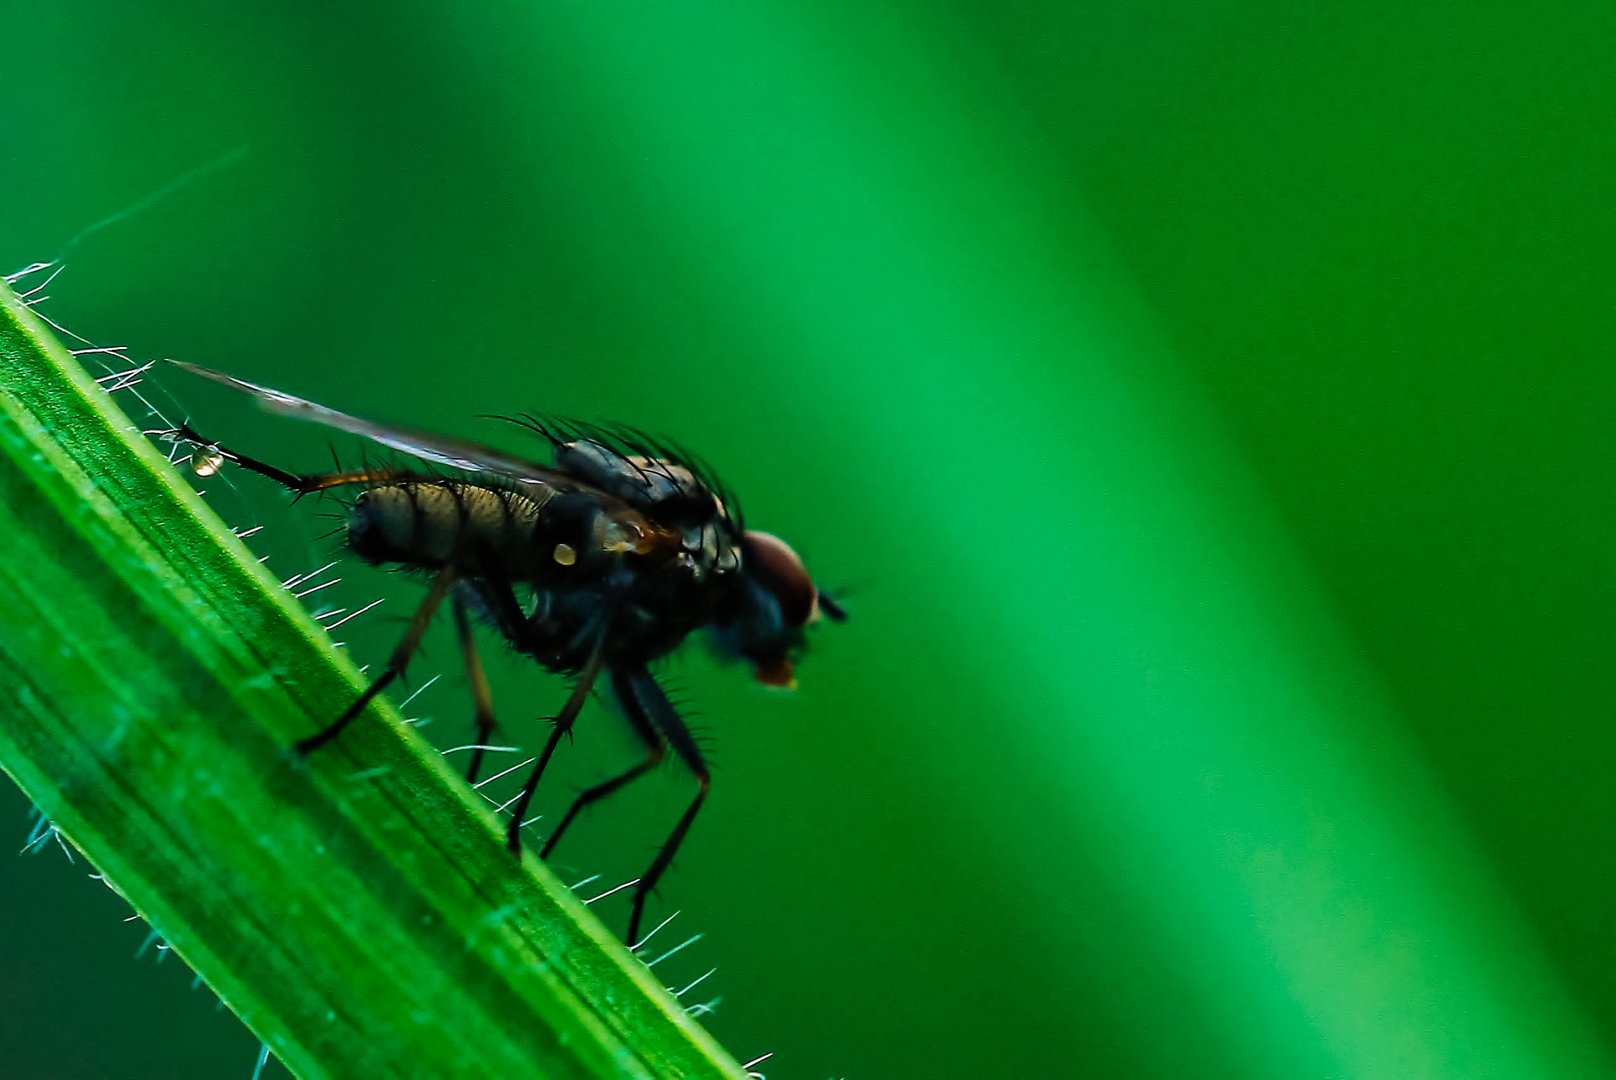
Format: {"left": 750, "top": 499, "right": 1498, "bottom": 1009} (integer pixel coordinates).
{"left": 615, "top": 665, "right": 710, "bottom": 948}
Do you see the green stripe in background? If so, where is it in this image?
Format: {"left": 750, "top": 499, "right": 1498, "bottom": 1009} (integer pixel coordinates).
{"left": 448, "top": 4, "right": 1609, "bottom": 1077}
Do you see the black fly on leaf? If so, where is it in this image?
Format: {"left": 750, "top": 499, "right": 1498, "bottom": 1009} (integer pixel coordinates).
{"left": 165, "top": 360, "right": 844, "bottom": 946}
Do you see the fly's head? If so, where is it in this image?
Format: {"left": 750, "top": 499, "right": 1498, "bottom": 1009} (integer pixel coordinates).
{"left": 710, "top": 531, "right": 845, "bottom": 688}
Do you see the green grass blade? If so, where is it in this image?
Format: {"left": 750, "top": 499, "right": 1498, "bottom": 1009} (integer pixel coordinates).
{"left": 0, "top": 282, "right": 745, "bottom": 1079}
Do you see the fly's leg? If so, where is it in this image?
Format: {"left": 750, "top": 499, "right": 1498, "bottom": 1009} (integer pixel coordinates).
{"left": 452, "top": 589, "right": 499, "bottom": 783}
{"left": 540, "top": 668, "right": 666, "bottom": 859}
{"left": 167, "top": 423, "right": 409, "bottom": 495}
{"left": 504, "top": 638, "right": 609, "bottom": 855}
{"left": 167, "top": 425, "right": 446, "bottom": 755}
{"left": 295, "top": 565, "right": 457, "bottom": 756}
{"left": 616, "top": 666, "right": 710, "bottom": 948}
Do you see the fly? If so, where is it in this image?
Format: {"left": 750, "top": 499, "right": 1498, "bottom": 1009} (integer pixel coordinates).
{"left": 165, "top": 360, "right": 844, "bottom": 946}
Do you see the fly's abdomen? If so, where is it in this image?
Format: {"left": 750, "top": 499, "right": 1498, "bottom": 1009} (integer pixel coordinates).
{"left": 347, "top": 479, "right": 654, "bottom": 584}
{"left": 349, "top": 480, "right": 546, "bottom": 572}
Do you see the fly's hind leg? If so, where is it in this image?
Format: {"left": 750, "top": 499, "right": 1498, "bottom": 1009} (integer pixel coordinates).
{"left": 294, "top": 565, "right": 457, "bottom": 757}
{"left": 167, "top": 423, "right": 409, "bottom": 496}
{"left": 165, "top": 425, "right": 450, "bottom": 757}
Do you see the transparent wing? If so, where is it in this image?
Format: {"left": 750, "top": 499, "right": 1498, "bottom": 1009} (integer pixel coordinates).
{"left": 169, "top": 360, "right": 606, "bottom": 494}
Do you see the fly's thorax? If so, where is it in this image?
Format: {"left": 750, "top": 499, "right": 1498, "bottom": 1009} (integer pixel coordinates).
{"left": 623, "top": 518, "right": 743, "bottom": 634}
{"left": 555, "top": 440, "right": 721, "bottom": 525}
{"left": 590, "top": 536, "right": 741, "bottom": 667}
{"left": 532, "top": 491, "right": 655, "bottom": 576}
{"left": 678, "top": 518, "right": 742, "bottom": 584}
{"left": 551, "top": 438, "right": 742, "bottom": 588}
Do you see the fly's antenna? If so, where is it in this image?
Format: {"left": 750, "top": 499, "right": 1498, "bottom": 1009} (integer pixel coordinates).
{"left": 818, "top": 592, "right": 849, "bottom": 622}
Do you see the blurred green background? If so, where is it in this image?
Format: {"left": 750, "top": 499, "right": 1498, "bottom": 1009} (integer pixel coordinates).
{"left": 5, "top": 2, "right": 1616, "bottom": 1077}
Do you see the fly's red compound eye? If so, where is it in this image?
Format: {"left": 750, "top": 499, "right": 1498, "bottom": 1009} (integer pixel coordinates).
{"left": 741, "top": 530, "right": 818, "bottom": 627}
